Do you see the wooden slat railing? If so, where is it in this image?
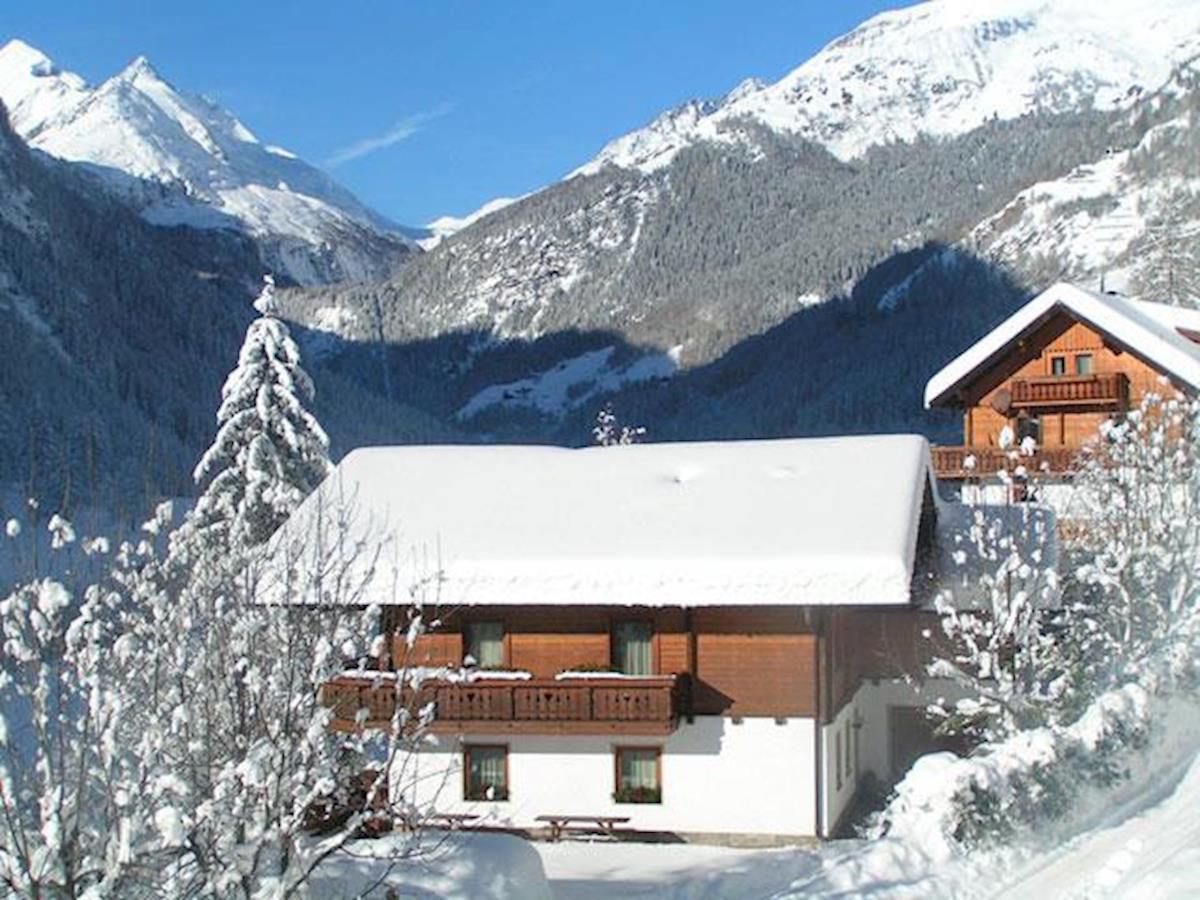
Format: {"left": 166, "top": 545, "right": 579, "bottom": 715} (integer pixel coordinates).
{"left": 931, "top": 446, "right": 1081, "bottom": 480}
{"left": 1010, "top": 373, "right": 1129, "bottom": 409}
{"left": 322, "top": 674, "right": 684, "bottom": 735}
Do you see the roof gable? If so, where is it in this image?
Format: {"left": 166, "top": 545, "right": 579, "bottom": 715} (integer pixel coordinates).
{"left": 925, "top": 283, "right": 1200, "bottom": 409}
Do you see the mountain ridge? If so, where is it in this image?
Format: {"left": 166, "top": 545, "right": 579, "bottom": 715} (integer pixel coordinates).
{"left": 0, "top": 38, "right": 417, "bottom": 286}
{"left": 575, "top": 0, "right": 1200, "bottom": 176}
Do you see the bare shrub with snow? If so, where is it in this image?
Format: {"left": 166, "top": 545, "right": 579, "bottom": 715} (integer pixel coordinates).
{"left": 929, "top": 433, "right": 1063, "bottom": 741}
{"left": 592, "top": 403, "right": 646, "bottom": 447}
{"left": 0, "top": 491, "right": 438, "bottom": 898}
{"left": 0, "top": 278, "right": 441, "bottom": 897}
{"left": 1063, "top": 390, "right": 1200, "bottom": 698}
{"left": 876, "top": 390, "right": 1200, "bottom": 860}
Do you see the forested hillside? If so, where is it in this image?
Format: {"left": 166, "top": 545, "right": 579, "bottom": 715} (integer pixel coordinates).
{"left": 282, "top": 46, "right": 1199, "bottom": 447}
{"left": 0, "top": 101, "right": 450, "bottom": 517}
{"left": 3, "top": 0, "right": 1198, "bottom": 509}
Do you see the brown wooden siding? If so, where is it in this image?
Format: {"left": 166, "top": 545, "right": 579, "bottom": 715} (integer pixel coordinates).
{"left": 953, "top": 313, "right": 1176, "bottom": 452}
{"left": 397, "top": 605, "right": 820, "bottom": 718}
{"left": 826, "top": 608, "right": 946, "bottom": 716}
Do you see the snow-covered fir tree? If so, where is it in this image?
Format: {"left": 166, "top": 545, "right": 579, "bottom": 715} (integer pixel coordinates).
{"left": 192, "top": 275, "right": 331, "bottom": 549}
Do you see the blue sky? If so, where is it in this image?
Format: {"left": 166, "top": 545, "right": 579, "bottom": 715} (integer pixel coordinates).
{"left": 5, "top": 0, "right": 905, "bottom": 227}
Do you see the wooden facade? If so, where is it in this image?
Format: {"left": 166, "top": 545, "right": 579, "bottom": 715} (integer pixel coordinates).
{"left": 932, "top": 311, "right": 1186, "bottom": 480}
{"left": 325, "top": 604, "right": 941, "bottom": 735}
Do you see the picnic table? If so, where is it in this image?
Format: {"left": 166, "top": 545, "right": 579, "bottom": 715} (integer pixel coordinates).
{"left": 535, "top": 814, "right": 631, "bottom": 842}
{"left": 420, "top": 812, "right": 480, "bottom": 829}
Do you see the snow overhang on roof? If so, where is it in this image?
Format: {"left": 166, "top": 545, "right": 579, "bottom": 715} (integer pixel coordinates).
{"left": 271, "top": 435, "right": 942, "bottom": 608}
{"left": 924, "top": 282, "right": 1200, "bottom": 409}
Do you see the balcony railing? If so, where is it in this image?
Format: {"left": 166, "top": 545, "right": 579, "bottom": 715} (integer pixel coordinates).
{"left": 322, "top": 673, "right": 685, "bottom": 736}
{"left": 1009, "top": 373, "right": 1129, "bottom": 410}
{"left": 931, "top": 446, "right": 1081, "bottom": 480}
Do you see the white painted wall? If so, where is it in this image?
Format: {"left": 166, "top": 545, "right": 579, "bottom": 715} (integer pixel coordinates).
{"left": 820, "top": 698, "right": 861, "bottom": 833}
{"left": 850, "top": 677, "right": 968, "bottom": 782}
{"left": 395, "top": 715, "right": 818, "bottom": 837}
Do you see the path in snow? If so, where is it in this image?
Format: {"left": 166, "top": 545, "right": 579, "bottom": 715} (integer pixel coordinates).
{"left": 994, "top": 748, "right": 1200, "bottom": 900}
{"left": 535, "top": 840, "right": 818, "bottom": 900}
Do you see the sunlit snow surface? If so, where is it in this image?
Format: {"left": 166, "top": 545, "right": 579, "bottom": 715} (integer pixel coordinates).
{"left": 276, "top": 434, "right": 936, "bottom": 608}
{"left": 456, "top": 345, "right": 680, "bottom": 420}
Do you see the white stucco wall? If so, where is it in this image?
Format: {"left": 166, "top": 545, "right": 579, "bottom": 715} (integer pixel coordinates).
{"left": 850, "top": 677, "right": 968, "bottom": 782}
{"left": 395, "top": 715, "right": 818, "bottom": 837}
{"left": 820, "top": 697, "right": 862, "bottom": 833}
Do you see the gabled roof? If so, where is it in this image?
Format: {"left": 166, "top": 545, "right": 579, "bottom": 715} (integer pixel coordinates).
{"left": 925, "top": 282, "right": 1200, "bottom": 409}
{"left": 276, "top": 435, "right": 941, "bottom": 608}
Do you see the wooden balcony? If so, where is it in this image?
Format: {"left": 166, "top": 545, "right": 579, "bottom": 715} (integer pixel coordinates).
{"left": 322, "top": 673, "right": 686, "bottom": 736}
{"left": 1009, "top": 373, "right": 1128, "bottom": 410}
{"left": 931, "top": 446, "right": 1080, "bottom": 480}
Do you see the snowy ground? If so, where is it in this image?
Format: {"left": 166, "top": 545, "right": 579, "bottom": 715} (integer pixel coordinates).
{"left": 994, "top": 748, "right": 1200, "bottom": 900}
{"left": 314, "top": 756, "right": 1200, "bottom": 900}
{"left": 535, "top": 840, "right": 816, "bottom": 900}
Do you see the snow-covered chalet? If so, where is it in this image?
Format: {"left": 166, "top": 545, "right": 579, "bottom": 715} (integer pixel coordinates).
{"left": 926, "top": 281, "right": 1200, "bottom": 501}
{"left": 301, "top": 435, "right": 976, "bottom": 841}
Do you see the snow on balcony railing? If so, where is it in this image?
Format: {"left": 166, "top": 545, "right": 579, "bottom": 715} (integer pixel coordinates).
{"left": 321, "top": 673, "right": 685, "bottom": 735}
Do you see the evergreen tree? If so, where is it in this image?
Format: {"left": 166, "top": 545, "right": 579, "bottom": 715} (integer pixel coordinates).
{"left": 192, "top": 275, "right": 331, "bottom": 548}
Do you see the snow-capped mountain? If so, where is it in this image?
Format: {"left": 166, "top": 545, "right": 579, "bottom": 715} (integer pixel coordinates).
{"left": 576, "top": 0, "right": 1200, "bottom": 176}
{"left": 287, "top": 0, "right": 1200, "bottom": 449}
{"left": 418, "top": 196, "right": 525, "bottom": 250}
{"left": 0, "top": 39, "right": 416, "bottom": 285}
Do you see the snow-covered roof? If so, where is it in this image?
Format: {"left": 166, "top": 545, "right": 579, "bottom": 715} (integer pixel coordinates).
{"left": 277, "top": 435, "right": 940, "bottom": 608}
{"left": 925, "top": 283, "right": 1200, "bottom": 408}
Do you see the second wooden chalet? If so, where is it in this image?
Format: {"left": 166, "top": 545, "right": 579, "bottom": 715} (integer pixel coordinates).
{"left": 925, "top": 282, "right": 1200, "bottom": 497}
{"left": 296, "top": 435, "right": 978, "bottom": 842}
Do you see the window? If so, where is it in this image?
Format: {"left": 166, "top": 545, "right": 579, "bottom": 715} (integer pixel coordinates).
{"left": 844, "top": 720, "right": 853, "bottom": 780}
{"left": 1016, "top": 415, "right": 1041, "bottom": 445}
{"left": 612, "top": 621, "right": 654, "bottom": 675}
{"left": 1050, "top": 355, "right": 1066, "bottom": 376}
{"left": 464, "top": 621, "right": 504, "bottom": 668}
{"left": 1075, "top": 354, "right": 1094, "bottom": 375}
{"left": 464, "top": 745, "right": 508, "bottom": 801}
{"left": 614, "top": 747, "right": 661, "bottom": 803}
{"left": 835, "top": 731, "right": 843, "bottom": 790}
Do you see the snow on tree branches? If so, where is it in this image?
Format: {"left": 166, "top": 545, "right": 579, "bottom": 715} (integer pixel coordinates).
{"left": 592, "top": 403, "right": 646, "bottom": 447}
{"left": 193, "top": 275, "right": 331, "bottom": 549}
{"left": 0, "top": 495, "right": 441, "bottom": 898}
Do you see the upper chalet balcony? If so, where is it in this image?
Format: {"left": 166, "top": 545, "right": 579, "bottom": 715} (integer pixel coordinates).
{"left": 1008, "top": 372, "right": 1129, "bottom": 411}
{"left": 931, "top": 446, "right": 1080, "bottom": 481}
{"left": 322, "top": 672, "right": 686, "bottom": 736}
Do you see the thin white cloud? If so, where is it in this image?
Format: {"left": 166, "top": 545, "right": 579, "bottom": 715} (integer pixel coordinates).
{"left": 326, "top": 102, "right": 454, "bottom": 166}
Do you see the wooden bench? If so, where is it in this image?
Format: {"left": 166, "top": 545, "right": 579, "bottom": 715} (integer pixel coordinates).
{"left": 419, "top": 812, "right": 480, "bottom": 830}
{"left": 535, "top": 814, "right": 631, "bottom": 842}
